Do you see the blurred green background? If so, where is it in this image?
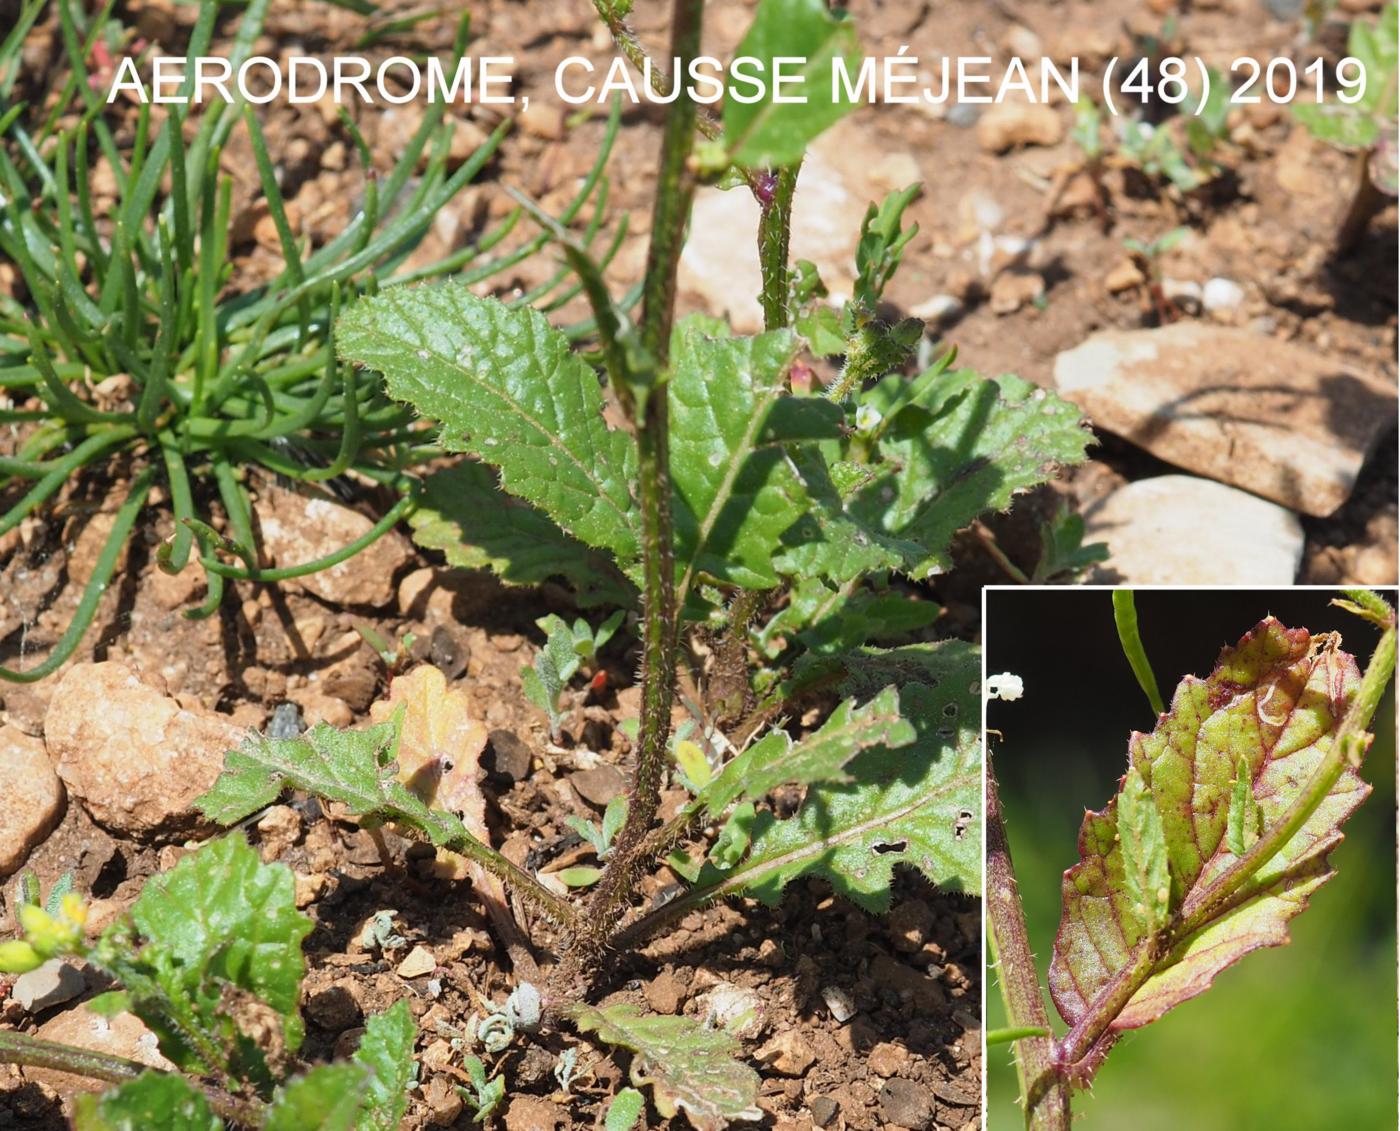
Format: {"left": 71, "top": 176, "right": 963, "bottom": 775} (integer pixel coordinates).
{"left": 985, "top": 589, "right": 1397, "bottom": 1130}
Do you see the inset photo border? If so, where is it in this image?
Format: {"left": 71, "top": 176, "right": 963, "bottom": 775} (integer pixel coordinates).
{"left": 983, "top": 587, "right": 1397, "bottom": 1131}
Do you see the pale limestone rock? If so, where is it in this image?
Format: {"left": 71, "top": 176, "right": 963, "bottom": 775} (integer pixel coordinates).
{"left": 44, "top": 662, "right": 242, "bottom": 838}
{"left": 1083, "top": 476, "right": 1304, "bottom": 584}
{"left": 1052, "top": 324, "right": 1396, "bottom": 515}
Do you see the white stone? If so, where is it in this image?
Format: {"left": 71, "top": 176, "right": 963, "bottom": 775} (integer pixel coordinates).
{"left": 1202, "top": 276, "right": 1246, "bottom": 312}
{"left": 1052, "top": 324, "right": 1397, "bottom": 516}
{"left": 1083, "top": 476, "right": 1305, "bottom": 584}
{"left": 12, "top": 960, "right": 86, "bottom": 1013}
{"left": 910, "top": 294, "right": 963, "bottom": 322}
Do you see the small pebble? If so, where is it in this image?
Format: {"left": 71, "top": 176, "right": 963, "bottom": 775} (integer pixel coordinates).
{"left": 266, "top": 702, "right": 305, "bottom": 739}
{"left": 396, "top": 945, "right": 437, "bottom": 979}
{"left": 821, "top": 985, "right": 857, "bottom": 1023}
{"left": 1202, "top": 276, "right": 1245, "bottom": 313}
{"left": 12, "top": 960, "right": 86, "bottom": 1013}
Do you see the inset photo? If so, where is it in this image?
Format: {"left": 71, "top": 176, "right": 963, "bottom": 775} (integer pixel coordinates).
{"left": 984, "top": 587, "right": 1397, "bottom": 1130}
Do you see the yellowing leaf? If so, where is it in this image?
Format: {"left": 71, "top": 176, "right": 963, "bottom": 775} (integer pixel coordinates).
{"left": 1049, "top": 618, "right": 1372, "bottom": 1034}
{"left": 369, "top": 665, "right": 489, "bottom": 881}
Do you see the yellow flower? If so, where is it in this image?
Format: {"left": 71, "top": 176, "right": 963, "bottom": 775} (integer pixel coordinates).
{"left": 16, "top": 893, "right": 88, "bottom": 958}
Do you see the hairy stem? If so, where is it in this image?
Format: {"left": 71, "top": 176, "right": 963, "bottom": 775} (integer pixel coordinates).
{"left": 1054, "top": 598, "right": 1397, "bottom": 1070}
{"left": 986, "top": 765, "right": 1072, "bottom": 1130}
{"left": 757, "top": 165, "right": 799, "bottom": 332}
{"left": 587, "top": 0, "right": 763, "bottom": 195}
{"left": 566, "top": 0, "right": 703, "bottom": 982}
{"left": 0, "top": 1031, "right": 264, "bottom": 1126}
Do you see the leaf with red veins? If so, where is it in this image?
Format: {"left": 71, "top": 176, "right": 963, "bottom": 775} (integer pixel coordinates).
{"left": 1049, "top": 617, "right": 1369, "bottom": 1033}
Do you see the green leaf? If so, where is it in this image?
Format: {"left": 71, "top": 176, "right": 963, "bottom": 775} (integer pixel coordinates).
{"left": 853, "top": 185, "right": 920, "bottom": 310}
{"left": 1226, "top": 754, "right": 1263, "bottom": 859}
{"left": 698, "top": 685, "right": 914, "bottom": 816}
{"left": 351, "top": 1001, "right": 417, "bottom": 1131}
{"left": 605, "top": 1087, "right": 647, "bottom": 1131}
{"left": 117, "top": 837, "right": 311, "bottom": 1081}
{"left": 669, "top": 317, "right": 835, "bottom": 595}
{"left": 601, "top": 795, "right": 629, "bottom": 847}
{"left": 557, "top": 865, "right": 604, "bottom": 887}
{"left": 850, "top": 369, "right": 1092, "bottom": 578}
{"left": 461, "top": 1056, "right": 505, "bottom": 1122}
{"left": 722, "top": 0, "right": 863, "bottom": 168}
{"left": 266, "top": 1064, "right": 369, "bottom": 1131}
{"left": 337, "top": 284, "right": 638, "bottom": 562}
{"left": 708, "top": 803, "right": 755, "bottom": 869}
{"left": 72, "top": 1073, "right": 220, "bottom": 1131}
{"left": 758, "top": 576, "right": 938, "bottom": 657}
{"left": 691, "top": 642, "right": 981, "bottom": 912}
{"left": 1293, "top": 4, "right": 1397, "bottom": 150}
{"left": 572, "top": 1002, "right": 760, "bottom": 1130}
{"left": 1118, "top": 765, "right": 1170, "bottom": 933}
{"left": 195, "top": 723, "right": 491, "bottom": 859}
{"left": 1049, "top": 618, "right": 1372, "bottom": 1033}
{"left": 408, "top": 463, "right": 634, "bottom": 608}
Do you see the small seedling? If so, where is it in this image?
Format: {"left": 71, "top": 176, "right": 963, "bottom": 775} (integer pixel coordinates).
{"left": 522, "top": 611, "right": 625, "bottom": 739}
{"left": 1123, "top": 226, "right": 1190, "bottom": 323}
{"left": 458, "top": 1056, "right": 506, "bottom": 1124}
{"left": 1031, "top": 501, "right": 1109, "bottom": 583}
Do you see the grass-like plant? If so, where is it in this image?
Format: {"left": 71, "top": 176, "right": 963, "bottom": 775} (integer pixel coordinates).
{"left": 987, "top": 588, "right": 1396, "bottom": 1129}
{"left": 0, "top": 0, "right": 622, "bottom": 681}
{"left": 2, "top": 0, "right": 1094, "bottom": 1123}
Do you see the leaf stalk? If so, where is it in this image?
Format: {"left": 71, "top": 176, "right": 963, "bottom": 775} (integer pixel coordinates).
{"left": 986, "top": 764, "right": 1072, "bottom": 1130}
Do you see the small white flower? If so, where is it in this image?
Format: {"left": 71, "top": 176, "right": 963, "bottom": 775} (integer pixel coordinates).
{"left": 854, "top": 404, "right": 883, "bottom": 434}
{"left": 985, "top": 672, "right": 1024, "bottom": 702}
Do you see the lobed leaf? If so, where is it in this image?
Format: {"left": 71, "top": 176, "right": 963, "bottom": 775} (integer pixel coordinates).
{"left": 850, "top": 369, "right": 1092, "bottom": 578}
{"left": 571, "top": 1002, "right": 760, "bottom": 1130}
{"left": 1049, "top": 618, "right": 1371, "bottom": 1033}
{"left": 196, "top": 723, "right": 488, "bottom": 856}
{"left": 697, "top": 685, "right": 915, "bottom": 816}
{"left": 120, "top": 836, "right": 312, "bottom": 1082}
{"left": 336, "top": 284, "right": 638, "bottom": 562}
{"left": 72, "top": 1073, "right": 220, "bottom": 1131}
{"left": 351, "top": 1002, "right": 418, "bottom": 1131}
{"left": 695, "top": 642, "right": 981, "bottom": 911}
{"left": 408, "top": 462, "right": 634, "bottom": 608}
{"left": 722, "top": 0, "right": 863, "bottom": 168}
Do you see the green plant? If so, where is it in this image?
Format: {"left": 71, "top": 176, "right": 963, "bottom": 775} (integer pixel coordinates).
{"left": 3, "top": 0, "right": 1091, "bottom": 1123}
{"left": 987, "top": 589, "right": 1396, "bottom": 1129}
{"left": 522, "top": 610, "right": 626, "bottom": 739}
{"left": 1123, "top": 226, "right": 1189, "bottom": 323}
{"left": 0, "top": 838, "right": 417, "bottom": 1130}
{"left": 1031, "top": 502, "right": 1108, "bottom": 583}
{"left": 559, "top": 795, "right": 629, "bottom": 887}
{"left": 459, "top": 1056, "right": 506, "bottom": 1124}
{"left": 1292, "top": 2, "right": 1398, "bottom": 249}
{"left": 0, "top": 0, "right": 621, "bottom": 682}
{"left": 190, "top": 0, "right": 1088, "bottom": 1121}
